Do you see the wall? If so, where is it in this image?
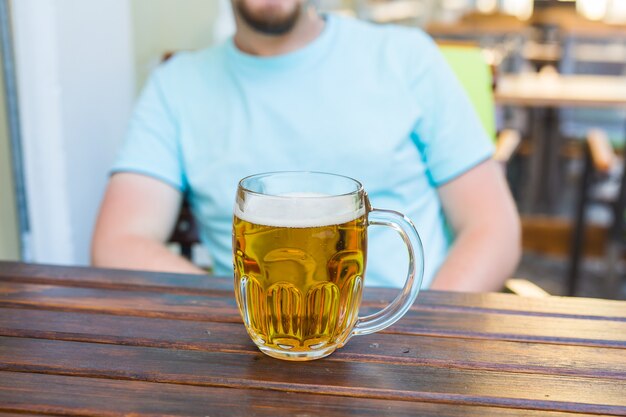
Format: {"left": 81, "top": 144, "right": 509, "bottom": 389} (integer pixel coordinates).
{"left": 0, "top": 52, "right": 20, "bottom": 261}
{"left": 9, "top": 0, "right": 225, "bottom": 265}
{"left": 11, "top": 0, "right": 135, "bottom": 265}
{"left": 131, "top": 0, "right": 220, "bottom": 90}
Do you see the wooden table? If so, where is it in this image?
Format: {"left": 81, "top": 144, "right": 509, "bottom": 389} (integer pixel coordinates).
{"left": 427, "top": 12, "right": 530, "bottom": 38}
{"left": 496, "top": 73, "right": 626, "bottom": 214}
{"left": 1, "top": 262, "right": 625, "bottom": 416}
{"left": 496, "top": 74, "right": 626, "bottom": 108}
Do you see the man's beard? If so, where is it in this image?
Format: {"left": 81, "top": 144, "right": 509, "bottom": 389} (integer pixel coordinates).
{"left": 235, "top": 1, "right": 304, "bottom": 36}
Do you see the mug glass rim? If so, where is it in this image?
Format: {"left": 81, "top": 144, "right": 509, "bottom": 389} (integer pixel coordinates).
{"left": 238, "top": 171, "right": 364, "bottom": 199}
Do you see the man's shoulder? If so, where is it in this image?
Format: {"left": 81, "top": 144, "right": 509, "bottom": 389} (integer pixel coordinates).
{"left": 332, "top": 15, "right": 440, "bottom": 74}
{"left": 332, "top": 15, "right": 440, "bottom": 80}
{"left": 333, "top": 15, "right": 435, "bottom": 51}
{"left": 154, "top": 46, "right": 225, "bottom": 84}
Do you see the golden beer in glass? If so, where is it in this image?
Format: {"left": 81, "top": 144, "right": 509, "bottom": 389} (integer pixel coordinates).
{"left": 233, "top": 172, "right": 424, "bottom": 361}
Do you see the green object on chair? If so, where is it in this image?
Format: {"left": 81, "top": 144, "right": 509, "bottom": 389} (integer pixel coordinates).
{"left": 440, "top": 46, "right": 496, "bottom": 141}
{"left": 439, "top": 45, "right": 536, "bottom": 296}
{"left": 438, "top": 45, "right": 500, "bottom": 244}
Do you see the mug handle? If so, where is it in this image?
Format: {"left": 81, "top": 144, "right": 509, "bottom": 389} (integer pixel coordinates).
{"left": 351, "top": 207, "right": 425, "bottom": 336}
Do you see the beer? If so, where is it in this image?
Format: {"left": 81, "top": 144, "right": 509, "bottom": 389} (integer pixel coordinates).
{"left": 233, "top": 201, "right": 367, "bottom": 360}
{"left": 233, "top": 172, "right": 424, "bottom": 361}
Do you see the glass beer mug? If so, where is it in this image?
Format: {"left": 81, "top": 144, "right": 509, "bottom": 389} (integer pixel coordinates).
{"left": 233, "top": 172, "right": 424, "bottom": 361}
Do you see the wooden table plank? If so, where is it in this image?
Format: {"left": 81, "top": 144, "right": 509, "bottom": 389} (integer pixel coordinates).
{"left": 1, "top": 308, "right": 624, "bottom": 380}
{"left": 1, "top": 337, "right": 624, "bottom": 415}
{"left": 0, "top": 261, "right": 223, "bottom": 295}
{"left": 2, "top": 262, "right": 624, "bottom": 320}
{"left": 388, "top": 309, "right": 626, "bottom": 347}
{"left": 0, "top": 281, "right": 237, "bottom": 320}
{"left": 0, "top": 371, "right": 603, "bottom": 417}
{"left": 412, "top": 292, "right": 626, "bottom": 321}
{"left": 1, "top": 283, "right": 624, "bottom": 347}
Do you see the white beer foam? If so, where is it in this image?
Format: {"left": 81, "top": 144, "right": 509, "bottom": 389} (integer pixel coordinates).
{"left": 235, "top": 192, "right": 365, "bottom": 228}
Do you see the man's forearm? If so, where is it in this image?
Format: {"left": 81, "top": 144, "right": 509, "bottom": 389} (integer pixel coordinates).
{"left": 430, "top": 224, "right": 521, "bottom": 292}
{"left": 92, "top": 234, "right": 207, "bottom": 275}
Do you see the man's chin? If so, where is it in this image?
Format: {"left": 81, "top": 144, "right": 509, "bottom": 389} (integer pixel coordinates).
{"left": 235, "top": 0, "right": 303, "bottom": 35}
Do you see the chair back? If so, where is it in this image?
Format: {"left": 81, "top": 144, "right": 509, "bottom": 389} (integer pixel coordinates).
{"left": 168, "top": 196, "right": 200, "bottom": 259}
{"left": 439, "top": 44, "right": 497, "bottom": 141}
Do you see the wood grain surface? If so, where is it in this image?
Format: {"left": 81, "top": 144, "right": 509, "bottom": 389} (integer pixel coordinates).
{"left": 2, "top": 262, "right": 625, "bottom": 319}
{"left": 1, "top": 282, "right": 624, "bottom": 347}
{"left": 1, "top": 308, "right": 624, "bottom": 378}
{"left": 1, "top": 261, "right": 625, "bottom": 416}
{"left": 0, "top": 372, "right": 607, "bottom": 417}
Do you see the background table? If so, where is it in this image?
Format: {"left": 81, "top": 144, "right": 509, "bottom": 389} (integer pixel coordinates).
{"left": 496, "top": 73, "right": 626, "bottom": 213}
{"left": 496, "top": 74, "right": 626, "bottom": 108}
{"left": 0, "top": 262, "right": 625, "bottom": 416}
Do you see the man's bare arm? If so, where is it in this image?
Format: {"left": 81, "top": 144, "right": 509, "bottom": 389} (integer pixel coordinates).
{"left": 430, "top": 160, "right": 521, "bottom": 292}
{"left": 91, "top": 173, "right": 206, "bottom": 274}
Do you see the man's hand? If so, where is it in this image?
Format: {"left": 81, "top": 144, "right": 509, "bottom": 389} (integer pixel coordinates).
{"left": 91, "top": 173, "right": 206, "bottom": 274}
{"left": 431, "top": 159, "right": 521, "bottom": 292}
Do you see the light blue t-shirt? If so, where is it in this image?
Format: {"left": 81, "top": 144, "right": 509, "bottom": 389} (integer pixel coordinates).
{"left": 113, "top": 15, "right": 493, "bottom": 288}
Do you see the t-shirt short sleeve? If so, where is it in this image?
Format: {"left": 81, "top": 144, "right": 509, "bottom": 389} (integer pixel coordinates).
{"left": 409, "top": 33, "right": 495, "bottom": 186}
{"left": 111, "top": 68, "right": 187, "bottom": 192}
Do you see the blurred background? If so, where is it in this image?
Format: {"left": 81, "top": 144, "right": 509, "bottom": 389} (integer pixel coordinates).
{"left": 1, "top": 0, "right": 625, "bottom": 299}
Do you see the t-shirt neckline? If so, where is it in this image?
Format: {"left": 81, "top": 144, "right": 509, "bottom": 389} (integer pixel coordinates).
{"left": 225, "top": 14, "right": 336, "bottom": 71}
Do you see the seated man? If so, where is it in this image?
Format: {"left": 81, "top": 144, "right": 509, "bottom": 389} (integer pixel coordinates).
{"left": 92, "top": 0, "right": 521, "bottom": 291}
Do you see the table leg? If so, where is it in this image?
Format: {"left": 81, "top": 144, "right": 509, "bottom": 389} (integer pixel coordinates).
{"left": 523, "top": 108, "right": 546, "bottom": 213}
{"left": 544, "top": 107, "right": 563, "bottom": 214}
{"left": 606, "top": 117, "right": 626, "bottom": 292}
{"left": 522, "top": 107, "right": 563, "bottom": 214}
